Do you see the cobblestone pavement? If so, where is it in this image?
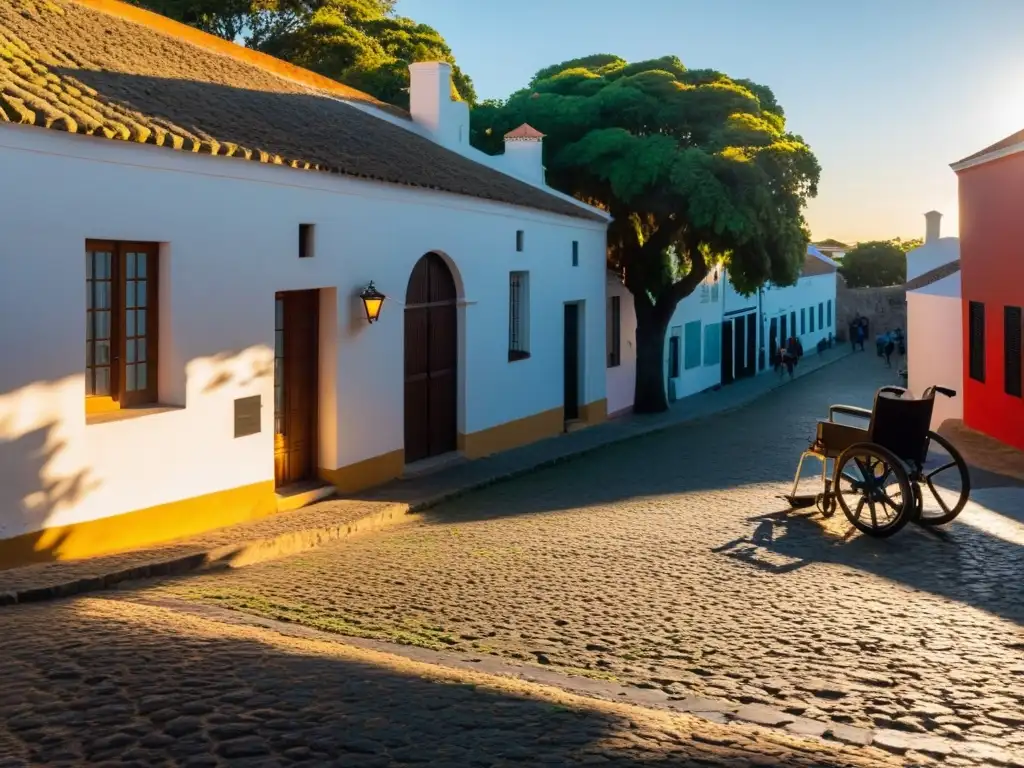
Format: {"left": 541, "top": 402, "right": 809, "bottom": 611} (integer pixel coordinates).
{"left": 0, "top": 597, "right": 905, "bottom": 767}
{"left": 137, "top": 355, "right": 1024, "bottom": 761}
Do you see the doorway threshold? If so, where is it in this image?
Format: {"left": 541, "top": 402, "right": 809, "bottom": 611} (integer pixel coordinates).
{"left": 275, "top": 480, "right": 336, "bottom": 513}
{"left": 403, "top": 452, "right": 467, "bottom": 480}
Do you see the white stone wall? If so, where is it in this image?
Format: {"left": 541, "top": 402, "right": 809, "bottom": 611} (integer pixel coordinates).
{"left": 0, "top": 124, "right": 608, "bottom": 539}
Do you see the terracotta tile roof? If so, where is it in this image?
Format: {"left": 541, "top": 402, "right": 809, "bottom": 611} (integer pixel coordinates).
{"left": 954, "top": 127, "right": 1024, "bottom": 166}
{"left": 0, "top": 0, "right": 605, "bottom": 222}
{"left": 801, "top": 251, "right": 838, "bottom": 277}
{"left": 905, "top": 260, "right": 960, "bottom": 291}
{"left": 504, "top": 123, "right": 544, "bottom": 140}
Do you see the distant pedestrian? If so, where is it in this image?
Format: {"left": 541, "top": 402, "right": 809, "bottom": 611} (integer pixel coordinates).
{"left": 855, "top": 323, "right": 866, "bottom": 352}
{"left": 884, "top": 335, "right": 896, "bottom": 367}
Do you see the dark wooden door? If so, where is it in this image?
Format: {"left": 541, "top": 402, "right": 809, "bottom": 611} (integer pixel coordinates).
{"left": 721, "top": 319, "right": 734, "bottom": 384}
{"left": 746, "top": 313, "right": 757, "bottom": 377}
{"left": 404, "top": 253, "right": 457, "bottom": 463}
{"left": 780, "top": 314, "right": 788, "bottom": 346}
{"left": 769, "top": 317, "right": 778, "bottom": 365}
{"left": 274, "top": 289, "right": 319, "bottom": 488}
{"left": 563, "top": 303, "right": 580, "bottom": 421}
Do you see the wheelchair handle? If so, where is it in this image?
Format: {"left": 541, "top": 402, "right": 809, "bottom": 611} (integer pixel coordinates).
{"left": 878, "top": 386, "right": 907, "bottom": 398}
{"left": 933, "top": 386, "right": 957, "bottom": 398}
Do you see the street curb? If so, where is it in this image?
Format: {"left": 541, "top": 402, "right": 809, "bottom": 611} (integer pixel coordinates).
{"left": 1, "top": 349, "right": 853, "bottom": 607}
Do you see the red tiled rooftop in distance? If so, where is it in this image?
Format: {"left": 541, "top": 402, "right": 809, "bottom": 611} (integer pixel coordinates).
{"left": 504, "top": 124, "right": 545, "bottom": 140}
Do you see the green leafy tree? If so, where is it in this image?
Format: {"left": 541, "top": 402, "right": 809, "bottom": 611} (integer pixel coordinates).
{"left": 129, "top": 0, "right": 475, "bottom": 107}
{"left": 838, "top": 240, "right": 908, "bottom": 288}
{"left": 891, "top": 236, "right": 923, "bottom": 253}
{"left": 471, "top": 55, "right": 819, "bottom": 412}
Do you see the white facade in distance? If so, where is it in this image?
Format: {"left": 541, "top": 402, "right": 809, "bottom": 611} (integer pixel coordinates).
{"left": 604, "top": 247, "right": 837, "bottom": 417}
{"left": 605, "top": 268, "right": 726, "bottom": 417}
{"left": 0, "top": 123, "right": 609, "bottom": 544}
{"left": 907, "top": 281, "right": 963, "bottom": 429}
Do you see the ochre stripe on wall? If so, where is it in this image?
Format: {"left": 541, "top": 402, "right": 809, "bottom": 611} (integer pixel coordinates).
{"left": 0, "top": 481, "right": 276, "bottom": 570}
{"left": 319, "top": 449, "right": 405, "bottom": 494}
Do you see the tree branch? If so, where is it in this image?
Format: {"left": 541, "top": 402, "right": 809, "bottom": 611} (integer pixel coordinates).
{"left": 660, "top": 231, "right": 708, "bottom": 313}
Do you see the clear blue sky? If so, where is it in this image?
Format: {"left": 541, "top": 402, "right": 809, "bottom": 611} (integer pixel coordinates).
{"left": 395, "top": 0, "right": 1024, "bottom": 244}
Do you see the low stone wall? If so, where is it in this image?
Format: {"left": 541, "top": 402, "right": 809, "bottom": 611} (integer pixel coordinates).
{"left": 835, "top": 282, "right": 906, "bottom": 342}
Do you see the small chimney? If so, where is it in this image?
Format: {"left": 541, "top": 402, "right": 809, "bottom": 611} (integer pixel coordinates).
{"left": 924, "top": 210, "right": 942, "bottom": 244}
{"left": 502, "top": 123, "right": 546, "bottom": 185}
{"left": 408, "top": 62, "right": 469, "bottom": 149}
{"left": 408, "top": 61, "right": 451, "bottom": 136}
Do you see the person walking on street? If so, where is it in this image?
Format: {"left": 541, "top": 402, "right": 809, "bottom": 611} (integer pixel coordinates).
{"left": 884, "top": 333, "right": 896, "bottom": 368}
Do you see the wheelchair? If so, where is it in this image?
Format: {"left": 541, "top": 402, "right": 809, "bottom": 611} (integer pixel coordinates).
{"left": 784, "top": 385, "right": 971, "bottom": 538}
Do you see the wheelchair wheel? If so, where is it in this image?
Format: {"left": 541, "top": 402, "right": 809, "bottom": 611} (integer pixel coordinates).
{"left": 913, "top": 431, "right": 971, "bottom": 527}
{"left": 834, "top": 444, "right": 914, "bottom": 538}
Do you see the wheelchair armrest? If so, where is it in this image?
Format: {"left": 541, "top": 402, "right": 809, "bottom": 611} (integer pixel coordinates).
{"left": 829, "top": 404, "right": 872, "bottom": 422}
{"left": 934, "top": 386, "right": 957, "bottom": 398}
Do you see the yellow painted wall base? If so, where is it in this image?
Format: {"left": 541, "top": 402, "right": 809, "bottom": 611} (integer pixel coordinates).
{"left": 0, "top": 481, "right": 277, "bottom": 570}
{"left": 459, "top": 406, "right": 564, "bottom": 459}
{"left": 579, "top": 399, "right": 608, "bottom": 426}
{"left": 319, "top": 448, "right": 405, "bottom": 494}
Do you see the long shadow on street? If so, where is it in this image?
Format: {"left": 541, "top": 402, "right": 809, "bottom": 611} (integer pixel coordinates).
{"left": 0, "top": 597, "right": 893, "bottom": 767}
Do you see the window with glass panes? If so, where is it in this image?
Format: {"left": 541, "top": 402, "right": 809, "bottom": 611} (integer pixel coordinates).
{"left": 85, "top": 241, "right": 158, "bottom": 411}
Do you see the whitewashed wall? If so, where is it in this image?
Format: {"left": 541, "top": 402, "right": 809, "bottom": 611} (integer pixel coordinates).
{"left": 605, "top": 271, "right": 724, "bottom": 416}
{"left": 0, "top": 124, "right": 607, "bottom": 539}
{"left": 906, "top": 238, "right": 960, "bottom": 282}
{"left": 907, "top": 277, "right": 963, "bottom": 429}
{"left": 759, "top": 272, "right": 838, "bottom": 361}
{"left": 605, "top": 276, "right": 638, "bottom": 417}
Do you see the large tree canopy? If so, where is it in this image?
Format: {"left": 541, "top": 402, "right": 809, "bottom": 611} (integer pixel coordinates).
{"left": 130, "top": 0, "right": 476, "bottom": 108}
{"left": 839, "top": 239, "right": 918, "bottom": 288}
{"left": 471, "top": 55, "right": 820, "bottom": 412}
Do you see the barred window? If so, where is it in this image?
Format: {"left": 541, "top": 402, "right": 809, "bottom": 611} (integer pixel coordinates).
{"left": 508, "top": 271, "right": 530, "bottom": 361}
{"left": 969, "top": 301, "right": 985, "bottom": 383}
{"left": 1005, "top": 305, "right": 1022, "bottom": 397}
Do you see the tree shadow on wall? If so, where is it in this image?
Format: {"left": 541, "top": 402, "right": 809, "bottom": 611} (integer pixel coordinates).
{"left": 0, "top": 418, "right": 100, "bottom": 570}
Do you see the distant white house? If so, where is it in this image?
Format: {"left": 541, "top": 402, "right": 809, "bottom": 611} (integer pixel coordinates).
{"left": 606, "top": 247, "right": 838, "bottom": 416}
{"left": 904, "top": 212, "right": 963, "bottom": 429}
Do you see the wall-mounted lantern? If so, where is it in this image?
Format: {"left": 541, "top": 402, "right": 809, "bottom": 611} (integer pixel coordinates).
{"left": 359, "top": 281, "right": 386, "bottom": 324}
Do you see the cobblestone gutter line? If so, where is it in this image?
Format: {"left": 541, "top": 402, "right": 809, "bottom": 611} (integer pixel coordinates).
{"left": 127, "top": 595, "right": 1024, "bottom": 767}
{"left": 0, "top": 348, "right": 852, "bottom": 607}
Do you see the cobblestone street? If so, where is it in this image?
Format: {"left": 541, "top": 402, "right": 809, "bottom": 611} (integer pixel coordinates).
{"left": 1, "top": 354, "right": 1022, "bottom": 766}
{"left": 0, "top": 598, "right": 904, "bottom": 767}
{"left": 135, "top": 355, "right": 1024, "bottom": 760}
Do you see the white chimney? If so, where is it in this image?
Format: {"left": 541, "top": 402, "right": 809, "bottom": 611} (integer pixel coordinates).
{"left": 502, "top": 124, "right": 546, "bottom": 185}
{"left": 408, "top": 61, "right": 468, "bottom": 149}
{"left": 924, "top": 210, "right": 942, "bottom": 244}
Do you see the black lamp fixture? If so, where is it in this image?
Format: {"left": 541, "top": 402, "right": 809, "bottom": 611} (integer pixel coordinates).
{"left": 359, "top": 281, "right": 386, "bottom": 324}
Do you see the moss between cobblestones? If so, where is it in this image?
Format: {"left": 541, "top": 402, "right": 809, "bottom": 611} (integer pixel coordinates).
{"left": 179, "top": 587, "right": 462, "bottom": 652}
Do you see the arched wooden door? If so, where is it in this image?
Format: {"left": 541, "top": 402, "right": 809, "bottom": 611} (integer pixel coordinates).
{"left": 404, "top": 253, "right": 457, "bottom": 463}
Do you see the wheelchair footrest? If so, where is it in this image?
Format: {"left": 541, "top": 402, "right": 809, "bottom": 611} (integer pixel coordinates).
{"left": 781, "top": 494, "right": 817, "bottom": 509}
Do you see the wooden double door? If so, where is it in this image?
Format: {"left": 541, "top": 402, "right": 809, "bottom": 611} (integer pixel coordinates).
{"left": 274, "top": 290, "right": 319, "bottom": 488}
{"left": 404, "top": 253, "right": 457, "bottom": 464}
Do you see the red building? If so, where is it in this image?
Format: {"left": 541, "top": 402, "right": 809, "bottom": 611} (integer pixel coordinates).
{"left": 952, "top": 132, "right": 1024, "bottom": 450}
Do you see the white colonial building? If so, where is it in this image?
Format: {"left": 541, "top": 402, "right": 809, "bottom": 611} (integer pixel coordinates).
{"left": 606, "top": 247, "right": 838, "bottom": 415}
{"left": 0, "top": 0, "right": 610, "bottom": 566}
{"left": 904, "top": 212, "right": 963, "bottom": 429}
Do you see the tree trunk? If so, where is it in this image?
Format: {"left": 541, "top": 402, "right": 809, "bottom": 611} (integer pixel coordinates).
{"left": 633, "top": 297, "right": 670, "bottom": 414}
